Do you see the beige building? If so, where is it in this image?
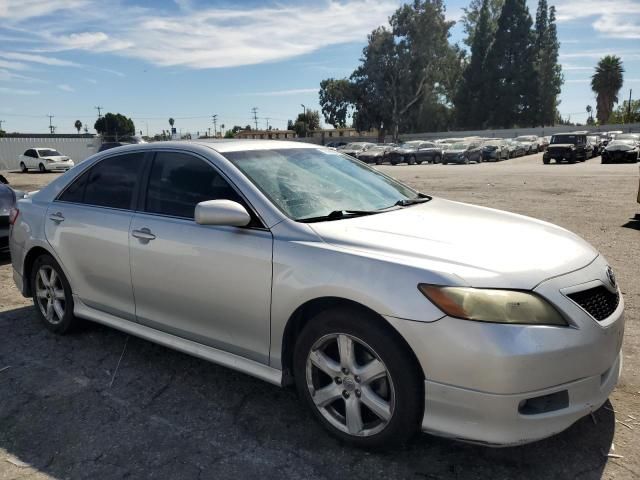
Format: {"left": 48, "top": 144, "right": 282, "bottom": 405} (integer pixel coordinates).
{"left": 235, "top": 130, "right": 296, "bottom": 140}
{"left": 306, "top": 128, "right": 378, "bottom": 139}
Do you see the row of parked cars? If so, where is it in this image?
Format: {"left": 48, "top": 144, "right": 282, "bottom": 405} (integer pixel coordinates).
{"left": 543, "top": 131, "right": 640, "bottom": 164}
{"left": 333, "top": 131, "right": 639, "bottom": 166}
{"left": 334, "top": 135, "right": 548, "bottom": 165}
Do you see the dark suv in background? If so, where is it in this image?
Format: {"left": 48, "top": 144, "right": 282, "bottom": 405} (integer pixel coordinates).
{"left": 543, "top": 133, "right": 588, "bottom": 164}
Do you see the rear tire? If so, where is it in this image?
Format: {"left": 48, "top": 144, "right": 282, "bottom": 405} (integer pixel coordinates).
{"left": 30, "top": 254, "right": 78, "bottom": 334}
{"left": 409, "top": 155, "right": 416, "bottom": 165}
{"left": 434, "top": 155, "right": 441, "bottom": 164}
{"left": 293, "top": 307, "right": 423, "bottom": 449}
{"left": 20, "top": 162, "right": 27, "bottom": 173}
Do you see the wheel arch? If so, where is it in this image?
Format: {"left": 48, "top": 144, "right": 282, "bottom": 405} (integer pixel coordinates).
{"left": 22, "top": 245, "right": 56, "bottom": 296}
{"left": 280, "top": 296, "right": 425, "bottom": 386}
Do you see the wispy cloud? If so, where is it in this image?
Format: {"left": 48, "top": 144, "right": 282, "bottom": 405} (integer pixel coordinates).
{"left": 554, "top": 0, "right": 640, "bottom": 40}
{"left": 561, "top": 63, "right": 593, "bottom": 71}
{"left": 0, "top": 0, "right": 89, "bottom": 21}
{"left": 237, "top": 88, "right": 319, "bottom": 97}
{"left": 0, "top": 0, "right": 399, "bottom": 69}
{"left": 560, "top": 50, "right": 640, "bottom": 60}
{"left": 0, "top": 51, "right": 79, "bottom": 67}
{"left": 57, "top": 83, "right": 74, "bottom": 92}
{"left": 0, "top": 86, "right": 39, "bottom": 95}
{"left": 0, "top": 69, "right": 43, "bottom": 83}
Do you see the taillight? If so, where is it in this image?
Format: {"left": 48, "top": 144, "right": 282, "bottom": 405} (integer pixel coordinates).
{"left": 9, "top": 207, "right": 19, "bottom": 225}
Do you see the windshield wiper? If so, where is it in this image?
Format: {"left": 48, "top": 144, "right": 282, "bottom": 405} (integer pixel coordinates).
{"left": 394, "top": 196, "right": 431, "bottom": 207}
{"left": 298, "top": 209, "right": 384, "bottom": 223}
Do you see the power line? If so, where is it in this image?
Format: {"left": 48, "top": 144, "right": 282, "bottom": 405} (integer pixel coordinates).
{"left": 46, "top": 114, "right": 55, "bottom": 134}
{"left": 251, "top": 107, "right": 259, "bottom": 130}
{"left": 211, "top": 114, "right": 218, "bottom": 137}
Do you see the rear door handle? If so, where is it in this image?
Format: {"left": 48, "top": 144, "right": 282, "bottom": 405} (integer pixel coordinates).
{"left": 49, "top": 212, "right": 65, "bottom": 223}
{"left": 132, "top": 228, "right": 156, "bottom": 241}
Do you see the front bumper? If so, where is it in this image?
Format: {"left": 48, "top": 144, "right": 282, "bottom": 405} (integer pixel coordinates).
{"left": 44, "top": 160, "right": 74, "bottom": 171}
{"left": 422, "top": 351, "right": 620, "bottom": 446}
{"left": 603, "top": 151, "right": 638, "bottom": 163}
{"left": 385, "top": 255, "right": 625, "bottom": 445}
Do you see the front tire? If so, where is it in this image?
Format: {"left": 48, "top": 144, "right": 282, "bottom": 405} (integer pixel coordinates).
{"left": 293, "top": 308, "right": 423, "bottom": 449}
{"left": 38, "top": 163, "right": 46, "bottom": 173}
{"left": 20, "top": 162, "right": 27, "bottom": 173}
{"left": 30, "top": 254, "right": 78, "bottom": 334}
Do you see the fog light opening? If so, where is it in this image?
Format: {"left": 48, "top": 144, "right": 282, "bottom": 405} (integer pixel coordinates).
{"left": 518, "top": 390, "right": 569, "bottom": 415}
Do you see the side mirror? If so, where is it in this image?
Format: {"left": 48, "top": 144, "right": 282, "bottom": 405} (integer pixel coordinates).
{"left": 195, "top": 200, "right": 251, "bottom": 227}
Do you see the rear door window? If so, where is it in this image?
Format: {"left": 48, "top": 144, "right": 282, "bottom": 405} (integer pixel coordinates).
{"left": 59, "top": 153, "right": 145, "bottom": 209}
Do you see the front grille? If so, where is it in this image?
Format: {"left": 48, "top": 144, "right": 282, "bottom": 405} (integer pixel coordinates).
{"left": 567, "top": 286, "right": 619, "bottom": 321}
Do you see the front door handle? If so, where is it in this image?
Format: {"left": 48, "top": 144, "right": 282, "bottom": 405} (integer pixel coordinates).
{"left": 49, "top": 212, "right": 65, "bottom": 223}
{"left": 132, "top": 228, "right": 156, "bottom": 241}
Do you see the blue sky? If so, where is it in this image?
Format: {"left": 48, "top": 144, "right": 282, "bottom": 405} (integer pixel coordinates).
{"left": 0, "top": 0, "right": 638, "bottom": 135}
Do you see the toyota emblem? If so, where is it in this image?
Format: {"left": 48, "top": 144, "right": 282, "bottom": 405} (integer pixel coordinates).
{"left": 606, "top": 266, "right": 617, "bottom": 289}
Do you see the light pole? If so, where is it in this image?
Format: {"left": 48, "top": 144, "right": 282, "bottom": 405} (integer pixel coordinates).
{"left": 300, "top": 104, "right": 306, "bottom": 138}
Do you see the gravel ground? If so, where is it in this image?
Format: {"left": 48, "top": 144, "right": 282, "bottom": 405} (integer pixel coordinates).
{"left": 0, "top": 152, "right": 639, "bottom": 480}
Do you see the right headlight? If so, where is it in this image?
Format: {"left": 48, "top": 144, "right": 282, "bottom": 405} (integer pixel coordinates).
{"left": 418, "top": 284, "right": 567, "bottom": 326}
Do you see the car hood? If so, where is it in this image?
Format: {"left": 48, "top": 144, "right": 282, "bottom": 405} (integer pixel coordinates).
{"left": 307, "top": 198, "right": 597, "bottom": 290}
{"left": 548, "top": 144, "right": 574, "bottom": 149}
{"left": 361, "top": 150, "right": 384, "bottom": 156}
{"left": 395, "top": 148, "right": 416, "bottom": 154}
{"left": 445, "top": 149, "right": 466, "bottom": 154}
{"left": 41, "top": 155, "right": 71, "bottom": 161}
{"left": 606, "top": 144, "right": 635, "bottom": 152}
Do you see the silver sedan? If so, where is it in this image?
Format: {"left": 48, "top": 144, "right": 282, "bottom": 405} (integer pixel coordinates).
{"left": 9, "top": 140, "right": 624, "bottom": 448}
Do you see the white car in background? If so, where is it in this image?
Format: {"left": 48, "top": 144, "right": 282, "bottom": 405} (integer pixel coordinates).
{"left": 19, "top": 148, "right": 75, "bottom": 173}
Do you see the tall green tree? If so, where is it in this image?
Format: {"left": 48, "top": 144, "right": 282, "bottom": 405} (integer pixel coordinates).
{"left": 326, "top": 0, "right": 458, "bottom": 140}
{"left": 461, "top": 0, "right": 504, "bottom": 47}
{"left": 591, "top": 55, "right": 624, "bottom": 124}
{"left": 293, "top": 110, "right": 320, "bottom": 137}
{"left": 319, "top": 79, "right": 353, "bottom": 128}
{"left": 533, "top": 0, "right": 548, "bottom": 52}
{"left": 454, "top": 0, "right": 493, "bottom": 128}
{"left": 535, "top": 4, "right": 563, "bottom": 125}
{"left": 608, "top": 99, "right": 640, "bottom": 124}
{"left": 484, "top": 0, "right": 538, "bottom": 127}
{"left": 74, "top": 119, "right": 82, "bottom": 134}
{"left": 94, "top": 113, "right": 135, "bottom": 139}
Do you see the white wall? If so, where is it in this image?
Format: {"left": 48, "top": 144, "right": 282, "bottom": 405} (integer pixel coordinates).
{"left": 0, "top": 137, "right": 100, "bottom": 171}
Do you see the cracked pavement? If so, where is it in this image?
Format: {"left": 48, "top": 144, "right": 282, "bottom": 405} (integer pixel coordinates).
{"left": 0, "top": 153, "right": 639, "bottom": 479}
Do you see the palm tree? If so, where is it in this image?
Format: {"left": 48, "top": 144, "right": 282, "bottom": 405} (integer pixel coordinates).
{"left": 586, "top": 105, "right": 593, "bottom": 124}
{"left": 169, "top": 118, "right": 175, "bottom": 128}
{"left": 74, "top": 119, "right": 82, "bottom": 134}
{"left": 591, "top": 56, "right": 624, "bottom": 124}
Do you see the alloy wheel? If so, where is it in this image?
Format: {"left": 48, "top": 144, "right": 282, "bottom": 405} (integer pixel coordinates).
{"left": 305, "top": 333, "right": 395, "bottom": 437}
{"left": 35, "top": 265, "right": 66, "bottom": 325}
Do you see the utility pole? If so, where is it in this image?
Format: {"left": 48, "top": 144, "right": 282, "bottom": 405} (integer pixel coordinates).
{"left": 251, "top": 107, "right": 259, "bottom": 130}
{"left": 265, "top": 117, "right": 271, "bottom": 130}
{"left": 94, "top": 106, "right": 103, "bottom": 118}
{"left": 47, "top": 114, "right": 55, "bottom": 134}
{"left": 212, "top": 114, "right": 218, "bottom": 137}
{"left": 627, "top": 89, "right": 633, "bottom": 124}
{"left": 301, "top": 104, "right": 307, "bottom": 138}
{"left": 0, "top": 120, "right": 4, "bottom": 131}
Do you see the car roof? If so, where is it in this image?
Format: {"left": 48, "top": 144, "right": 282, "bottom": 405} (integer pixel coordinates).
{"left": 96, "top": 139, "right": 323, "bottom": 155}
